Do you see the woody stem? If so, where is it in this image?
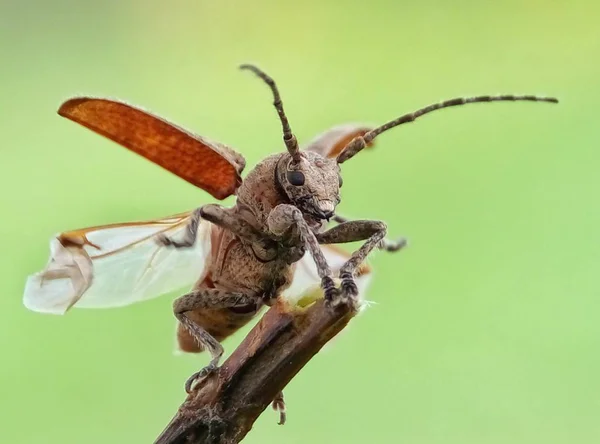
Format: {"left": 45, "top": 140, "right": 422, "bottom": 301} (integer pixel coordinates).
{"left": 154, "top": 297, "right": 358, "bottom": 444}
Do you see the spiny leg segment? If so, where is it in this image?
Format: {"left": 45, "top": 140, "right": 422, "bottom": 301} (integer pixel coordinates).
{"left": 316, "top": 220, "right": 388, "bottom": 302}
{"left": 267, "top": 204, "right": 339, "bottom": 301}
{"left": 332, "top": 214, "right": 407, "bottom": 252}
{"left": 173, "top": 289, "right": 256, "bottom": 393}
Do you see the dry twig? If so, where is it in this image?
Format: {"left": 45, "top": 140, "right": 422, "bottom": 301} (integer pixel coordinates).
{"left": 155, "top": 295, "right": 359, "bottom": 444}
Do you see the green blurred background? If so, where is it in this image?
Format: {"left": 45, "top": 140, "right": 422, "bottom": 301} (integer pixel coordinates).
{"left": 1, "top": 0, "right": 598, "bottom": 442}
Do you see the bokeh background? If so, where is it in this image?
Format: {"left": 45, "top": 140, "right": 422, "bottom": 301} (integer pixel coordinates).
{"left": 1, "top": 0, "right": 598, "bottom": 443}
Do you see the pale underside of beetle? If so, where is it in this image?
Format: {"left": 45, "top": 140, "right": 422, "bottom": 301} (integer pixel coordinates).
{"left": 23, "top": 65, "right": 557, "bottom": 417}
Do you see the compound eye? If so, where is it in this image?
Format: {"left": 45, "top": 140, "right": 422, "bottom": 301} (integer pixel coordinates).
{"left": 287, "top": 170, "right": 305, "bottom": 186}
{"left": 338, "top": 175, "right": 343, "bottom": 188}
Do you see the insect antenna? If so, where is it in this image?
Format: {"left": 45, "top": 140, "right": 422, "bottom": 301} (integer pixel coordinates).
{"left": 336, "top": 94, "right": 559, "bottom": 164}
{"left": 240, "top": 64, "right": 301, "bottom": 162}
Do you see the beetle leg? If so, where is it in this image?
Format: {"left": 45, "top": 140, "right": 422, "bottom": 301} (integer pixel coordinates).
{"left": 156, "top": 208, "right": 203, "bottom": 248}
{"left": 268, "top": 204, "right": 339, "bottom": 303}
{"left": 157, "top": 204, "right": 267, "bottom": 248}
{"left": 173, "top": 288, "right": 257, "bottom": 393}
{"left": 316, "top": 220, "right": 401, "bottom": 303}
{"left": 331, "top": 214, "right": 407, "bottom": 252}
{"left": 271, "top": 391, "right": 286, "bottom": 425}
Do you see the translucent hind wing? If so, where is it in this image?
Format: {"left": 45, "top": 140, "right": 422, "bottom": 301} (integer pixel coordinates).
{"left": 23, "top": 213, "right": 212, "bottom": 314}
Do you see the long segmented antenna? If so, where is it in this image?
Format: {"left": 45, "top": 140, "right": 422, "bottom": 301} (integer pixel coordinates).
{"left": 240, "top": 64, "right": 301, "bottom": 162}
{"left": 336, "top": 94, "right": 559, "bottom": 164}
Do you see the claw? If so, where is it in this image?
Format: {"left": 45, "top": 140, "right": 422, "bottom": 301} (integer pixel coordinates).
{"left": 340, "top": 271, "right": 358, "bottom": 298}
{"left": 272, "top": 391, "right": 287, "bottom": 425}
{"left": 156, "top": 234, "right": 192, "bottom": 249}
{"left": 184, "top": 363, "right": 218, "bottom": 393}
{"left": 341, "top": 277, "right": 359, "bottom": 298}
{"left": 324, "top": 286, "right": 341, "bottom": 303}
{"left": 155, "top": 234, "right": 173, "bottom": 247}
{"left": 385, "top": 237, "right": 408, "bottom": 252}
{"left": 322, "top": 276, "right": 340, "bottom": 304}
{"left": 324, "top": 272, "right": 359, "bottom": 308}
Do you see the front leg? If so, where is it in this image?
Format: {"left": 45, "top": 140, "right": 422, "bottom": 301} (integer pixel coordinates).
{"left": 332, "top": 214, "right": 407, "bottom": 252}
{"left": 174, "top": 288, "right": 257, "bottom": 393}
{"left": 317, "top": 220, "right": 402, "bottom": 301}
{"left": 267, "top": 204, "right": 339, "bottom": 302}
{"left": 157, "top": 204, "right": 266, "bottom": 248}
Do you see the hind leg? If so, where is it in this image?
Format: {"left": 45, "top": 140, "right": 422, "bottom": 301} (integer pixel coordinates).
{"left": 174, "top": 288, "right": 257, "bottom": 392}
{"left": 272, "top": 391, "right": 286, "bottom": 425}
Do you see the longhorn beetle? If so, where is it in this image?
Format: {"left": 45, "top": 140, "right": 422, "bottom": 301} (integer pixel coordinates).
{"left": 24, "top": 64, "right": 558, "bottom": 421}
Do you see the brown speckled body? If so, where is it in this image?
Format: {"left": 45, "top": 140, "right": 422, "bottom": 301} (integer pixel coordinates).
{"left": 167, "top": 66, "right": 409, "bottom": 394}
{"left": 178, "top": 155, "right": 302, "bottom": 352}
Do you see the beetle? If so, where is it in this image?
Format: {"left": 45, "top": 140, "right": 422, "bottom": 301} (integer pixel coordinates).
{"left": 23, "top": 64, "right": 557, "bottom": 409}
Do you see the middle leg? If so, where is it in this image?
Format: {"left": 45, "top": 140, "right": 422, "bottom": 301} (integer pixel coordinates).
{"left": 157, "top": 204, "right": 267, "bottom": 248}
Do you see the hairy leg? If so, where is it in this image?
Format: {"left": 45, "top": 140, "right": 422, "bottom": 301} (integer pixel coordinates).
{"left": 272, "top": 391, "right": 286, "bottom": 425}
{"left": 332, "top": 214, "right": 407, "bottom": 252}
{"left": 317, "top": 220, "right": 398, "bottom": 301}
{"left": 268, "top": 204, "right": 338, "bottom": 301}
{"left": 156, "top": 208, "right": 203, "bottom": 248}
{"left": 157, "top": 204, "right": 266, "bottom": 248}
{"left": 174, "top": 288, "right": 257, "bottom": 393}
